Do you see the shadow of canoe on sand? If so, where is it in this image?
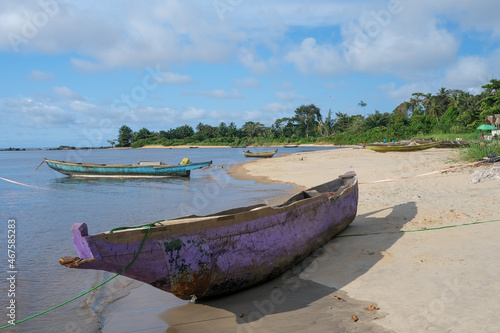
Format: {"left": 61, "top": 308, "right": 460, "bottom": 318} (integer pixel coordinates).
{"left": 162, "top": 201, "right": 417, "bottom": 333}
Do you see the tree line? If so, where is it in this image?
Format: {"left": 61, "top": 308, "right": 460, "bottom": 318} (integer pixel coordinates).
{"left": 115, "top": 79, "right": 500, "bottom": 147}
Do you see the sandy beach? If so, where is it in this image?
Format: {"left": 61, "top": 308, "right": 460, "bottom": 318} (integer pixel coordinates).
{"left": 103, "top": 147, "right": 500, "bottom": 332}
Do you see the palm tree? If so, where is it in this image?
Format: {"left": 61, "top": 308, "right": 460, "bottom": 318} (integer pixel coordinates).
{"left": 358, "top": 100, "right": 367, "bottom": 116}
{"left": 427, "top": 98, "right": 441, "bottom": 125}
{"left": 242, "top": 121, "right": 264, "bottom": 138}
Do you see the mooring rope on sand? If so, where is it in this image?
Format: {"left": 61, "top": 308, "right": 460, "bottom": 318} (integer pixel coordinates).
{"left": 0, "top": 225, "right": 152, "bottom": 330}
{"left": 360, "top": 159, "right": 491, "bottom": 184}
{"left": 337, "top": 218, "right": 500, "bottom": 238}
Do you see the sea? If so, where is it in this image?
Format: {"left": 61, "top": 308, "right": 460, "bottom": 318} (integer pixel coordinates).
{"left": 0, "top": 146, "right": 340, "bottom": 332}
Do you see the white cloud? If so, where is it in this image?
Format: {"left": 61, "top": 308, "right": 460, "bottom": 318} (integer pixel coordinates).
{"left": 233, "top": 78, "right": 261, "bottom": 88}
{"left": 379, "top": 82, "right": 430, "bottom": 102}
{"left": 53, "top": 86, "right": 85, "bottom": 100}
{"left": 181, "top": 107, "right": 205, "bottom": 120}
{"left": 275, "top": 91, "right": 307, "bottom": 101}
{"left": 285, "top": 38, "right": 346, "bottom": 76}
{"left": 443, "top": 57, "right": 491, "bottom": 91}
{"left": 193, "top": 89, "right": 243, "bottom": 99}
{"left": 345, "top": 26, "right": 459, "bottom": 77}
{"left": 70, "top": 58, "right": 101, "bottom": 72}
{"left": 128, "top": 106, "right": 179, "bottom": 124}
{"left": 69, "top": 100, "right": 101, "bottom": 114}
{"left": 155, "top": 72, "right": 193, "bottom": 85}
{"left": 26, "top": 70, "right": 54, "bottom": 81}
{"left": 261, "top": 102, "right": 294, "bottom": 113}
{"left": 238, "top": 48, "right": 270, "bottom": 74}
{"left": 1, "top": 97, "right": 76, "bottom": 128}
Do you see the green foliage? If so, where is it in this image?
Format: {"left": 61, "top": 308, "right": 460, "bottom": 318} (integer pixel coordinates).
{"left": 117, "top": 125, "right": 133, "bottom": 147}
{"left": 460, "top": 141, "right": 500, "bottom": 162}
{"left": 115, "top": 78, "right": 500, "bottom": 150}
{"left": 293, "top": 104, "right": 322, "bottom": 137}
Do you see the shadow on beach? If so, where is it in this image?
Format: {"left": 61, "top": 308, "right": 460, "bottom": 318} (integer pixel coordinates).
{"left": 162, "top": 202, "right": 417, "bottom": 332}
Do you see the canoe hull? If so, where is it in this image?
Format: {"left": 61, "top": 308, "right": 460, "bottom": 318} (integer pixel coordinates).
{"left": 365, "top": 142, "right": 439, "bottom": 152}
{"left": 437, "top": 140, "right": 470, "bottom": 148}
{"left": 45, "top": 159, "right": 212, "bottom": 178}
{"left": 61, "top": 173, "right": 358, "bottom": 300}
{"left": 243, "top": 149, "right": 278, "bottom": 158}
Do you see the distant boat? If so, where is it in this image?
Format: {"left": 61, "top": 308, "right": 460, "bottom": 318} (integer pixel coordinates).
{"left": 44, "top": 159, "right": 212, "bottom": 178}
{"left": 59, "top": 172, "right": 358, "bottom": 300}
{"left": 242, "top": 149, "right": 278, "bottom": 158}
{"left": 364, "top": 141, "right": 439, "bottom": 152}
{"left": 230, "top": 146, "right": 247, "bottom": 148}
{"left": 189, "top": 146, "right": 199, "bottom": 149}
{"left": 283, "top": 144, "right": 298, "bottom": 148}
{"left": 437, "top": 140, "right": 470, "bottom": 148}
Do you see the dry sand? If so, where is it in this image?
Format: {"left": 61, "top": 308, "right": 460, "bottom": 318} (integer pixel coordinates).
{"left": 103, "top": 147, "right": 500, "bottom": 332}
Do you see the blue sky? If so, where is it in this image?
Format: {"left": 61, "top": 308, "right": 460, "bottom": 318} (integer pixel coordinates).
{"left": 1, "top": 0, "right": 500, "bottom": 148}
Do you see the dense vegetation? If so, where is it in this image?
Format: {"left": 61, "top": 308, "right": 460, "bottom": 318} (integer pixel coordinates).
{"left": 114, "top": 79, "right": 500, "bottom": 150}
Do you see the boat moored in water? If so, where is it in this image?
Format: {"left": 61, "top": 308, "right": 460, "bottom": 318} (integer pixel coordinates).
{"left": 44, "top": 158, "right": 212, "bottom": 178}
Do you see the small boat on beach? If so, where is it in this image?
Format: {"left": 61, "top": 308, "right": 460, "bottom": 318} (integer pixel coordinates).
{"left": 242, "top": 149, "right": 278, "bottom": 158}
{"left": 59, "top": 172, "right": 358, "bottom": 300}
{"left": 436, "top": 140, "right": 470, "bottom": 148}
{"left": 365, "top": 141, "right": 439, "bottom": 152}
{"left": 283, "top": 144, "right": 298, "bottom": 148}
{"left": 44, "top": 158, "right": 212, "bottom": 178}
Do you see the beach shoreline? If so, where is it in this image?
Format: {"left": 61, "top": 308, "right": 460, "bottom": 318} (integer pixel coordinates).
{"left": 102, "top": 147, "right": 500, "bottom": 332}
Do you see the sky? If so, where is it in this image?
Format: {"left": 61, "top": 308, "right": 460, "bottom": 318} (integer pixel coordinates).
{"left": 1, "top": 0, "right": 500, "bottom": 148}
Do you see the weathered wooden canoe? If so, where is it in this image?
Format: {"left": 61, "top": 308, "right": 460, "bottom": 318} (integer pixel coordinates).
{"left": 44, "top": 158, "right": 212, "bottom": 178}
{"left": 59, "top": 172, "right": 358, "bottom": 300}
{"left": 436, "top": 140, "right": 470, "bottom": 148}
{"left": 365, "top": 141, "right": 439, "bottom": 152}
{"left": 242, "top": 149, "right": 278, "bottom": 158}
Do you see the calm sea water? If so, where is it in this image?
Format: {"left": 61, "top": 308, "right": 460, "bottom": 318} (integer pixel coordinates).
{"left": 0, "top": 146, "right": 339, "bottom": 332}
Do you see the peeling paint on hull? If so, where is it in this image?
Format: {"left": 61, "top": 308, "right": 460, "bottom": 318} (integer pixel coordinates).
{"left": 60, "top": 173, "right": 358, "bottom": 300}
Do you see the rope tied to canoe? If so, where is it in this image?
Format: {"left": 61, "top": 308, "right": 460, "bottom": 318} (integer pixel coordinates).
{"left": 0, "top": 224, "right": 153, "bottom": 330}
{"left": 359, "top": 157, "right": 495, "bottom": 184}
{"left": 337, "top": 218, "right": 500, "bottom": 238}
{"left": 0, "top": 176, "right": 55, "bottom": 191}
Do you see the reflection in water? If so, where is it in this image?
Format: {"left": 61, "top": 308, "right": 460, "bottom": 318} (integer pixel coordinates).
{"left": 52, "top": 175, "right": 191, "bottom": 186}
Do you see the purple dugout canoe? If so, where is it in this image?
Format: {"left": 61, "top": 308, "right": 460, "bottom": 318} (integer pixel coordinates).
{"left": 59, "top": 172, "right": 358, "bottom": 300}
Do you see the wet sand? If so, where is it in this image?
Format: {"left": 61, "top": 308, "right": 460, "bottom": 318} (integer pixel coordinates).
{"left": 102, "top": 147, "right": 500, "bottom": 332}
